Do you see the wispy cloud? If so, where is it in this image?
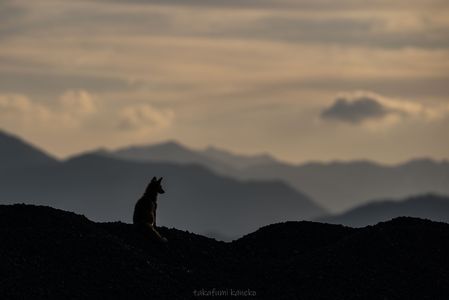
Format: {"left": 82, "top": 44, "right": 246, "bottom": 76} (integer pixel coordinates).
{"left": 0, "top": 90, "right": 97, "bottom": 129}
{"left": 60, "top": 90, "right": 96, "bottom": 115}
{"left": 118, "top": 104, "right": 174, "bottom": 131}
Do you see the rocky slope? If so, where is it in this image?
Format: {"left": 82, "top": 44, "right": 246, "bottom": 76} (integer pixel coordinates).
{"left": 1, "top": 204, "right": 449, "bottom": 299}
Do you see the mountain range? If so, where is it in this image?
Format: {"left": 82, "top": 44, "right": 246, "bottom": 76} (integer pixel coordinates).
{"left": 111, "top": 141, "right": 277, "bottom": 171}
{"left": 109, "top": 140, "right": 449, "bottom": 212}
{"left": 318, "top": 194, "right": 449, "bottom": 227}
{"left": 0, "top": 130, "right": 323, "bottom": 239}
{"left": 2, "top": 129, "right": 449, "bottom": 238}
{"left": 0, "top": 129, "right": 57, "bottom": 170}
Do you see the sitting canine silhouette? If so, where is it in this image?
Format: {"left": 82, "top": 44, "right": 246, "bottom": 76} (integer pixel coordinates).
{"left": 133, "top": 177, "right": 167, "bottom": 242}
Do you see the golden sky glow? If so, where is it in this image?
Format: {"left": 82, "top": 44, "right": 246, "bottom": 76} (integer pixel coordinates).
{"left": 1, "top": 0, "right": 448, "bottom": 163}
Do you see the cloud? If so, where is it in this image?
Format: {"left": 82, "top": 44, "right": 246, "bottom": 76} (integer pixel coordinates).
{"left": 0, "top": 94, "right": 51, "bottom": 125}
{"left": 321, "top": 92, "right": 449, "bottom": 125}
{"left": 1, "top": 0, "right": 448, "bottom": 162}
{"left": 0, "top": 68, "right": 134, "bottom": 95}
{"left": 237, "top": 16, "right": 449, "bottom": 49}
{"left": 0, "top": 90, "right": 98, "bottom": 129}
{"left": 93, "top": 0, "right": 448, "bottom": 11}
{"left": 321, "top": 96, "right": 392, "bottom": 124}
{"left": 59, "top": 90, "right": 96, "bottom": 116}
{"left": 118, "top": 104, "right": 174, "bottom": 131}
{"left": 3, "top": 0, "right": 448, "bottom": 50}
{"left": 0, "top": 90, "right": 174, "bottom": 134}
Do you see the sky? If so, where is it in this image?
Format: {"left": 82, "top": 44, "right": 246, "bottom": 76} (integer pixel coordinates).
{"left": 1, "top": 0, "right": 448, "bottom": 164}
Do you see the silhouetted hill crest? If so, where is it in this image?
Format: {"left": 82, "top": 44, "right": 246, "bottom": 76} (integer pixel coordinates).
{"left": 1, "top": 204, "right": 449, "bottom": 299}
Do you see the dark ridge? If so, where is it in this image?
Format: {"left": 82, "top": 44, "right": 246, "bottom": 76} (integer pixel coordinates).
{"left": 1, "top": 204, "right": 449, "bottom": 299}
{"left": 234, "top": 221, "right": 355, "bottom": 260}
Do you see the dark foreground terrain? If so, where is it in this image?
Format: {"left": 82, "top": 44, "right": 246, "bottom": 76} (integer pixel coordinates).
{"left": 1, "top": 205, "right": 449, "bottom": 299}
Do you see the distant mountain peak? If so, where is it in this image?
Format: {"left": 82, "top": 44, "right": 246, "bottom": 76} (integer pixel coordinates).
{"left": 400, "top": 158, "right": 448, "bottom": 168}
{"left": 0, "top": 129, "right": 23, "bottom": 142}
{"left": 150, "top": 140, "right": 192, "bottom": 151}
{"left": 204, "top": 145, "right": 275, "bottom": 160}
{"left": 114, "top": 140, "right": 193, "bottom": 154}
{"left": 158, "top": 139, "right": 185, "bottom": 147}
{"left": 109, "top": 140, "right": 280, "bottom": 173}
{"left": 317, "top": 194, "right": 449, "bottom": 227}
{"left": 0, "top": 129, "right": 57, "bottom": 170}
{"left": 201, "top": 145, "right": 278, "bottom": 169}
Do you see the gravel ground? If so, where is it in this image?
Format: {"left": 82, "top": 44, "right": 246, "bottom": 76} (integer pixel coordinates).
{"left": 1, "top": 204, "right": 449, "bottom": 299}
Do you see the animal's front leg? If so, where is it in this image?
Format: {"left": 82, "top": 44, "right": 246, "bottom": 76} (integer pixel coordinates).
{"left": 154, "top": 210, "right": 157, "bottom": 228}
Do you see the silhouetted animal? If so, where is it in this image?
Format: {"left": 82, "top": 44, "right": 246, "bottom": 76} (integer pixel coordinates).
{"left": 133, "top": 177, "right": 167, "bottom": 242}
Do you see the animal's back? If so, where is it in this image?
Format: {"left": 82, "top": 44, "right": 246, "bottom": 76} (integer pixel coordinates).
{"left": 133, "top": 197, "right": 156, "bottom": 225}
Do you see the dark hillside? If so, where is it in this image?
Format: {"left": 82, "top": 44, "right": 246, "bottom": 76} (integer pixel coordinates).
{"left": 1, "top": 204, "right": 449, "bottom": 299}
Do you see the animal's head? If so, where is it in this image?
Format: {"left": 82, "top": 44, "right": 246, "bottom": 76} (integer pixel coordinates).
{"left": 146, "top": 177, "right": 165, "bottom": 195}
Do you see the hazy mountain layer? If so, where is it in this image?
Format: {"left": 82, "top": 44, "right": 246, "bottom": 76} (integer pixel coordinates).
{"left": 242, "top": 159, "right": 449, "bottom": 212}
{"left": 2, "top": 129, "right": 449, "bottom": 221}
{"left": 109, "top": 140, "right": 449, "bottom": 212}
{"left": 0, "top": 130, "right": 57, "bottom": 170}
{"left": 0, "top": 150, "right": 324, "bottom": 239}
{"left": 317, "top": 194, "right": 449, "bottom": 227}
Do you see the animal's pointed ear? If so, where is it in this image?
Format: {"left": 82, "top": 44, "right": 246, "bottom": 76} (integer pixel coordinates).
{"left": 158, "top": 177, "right": 163, "bottom": 183}
{"left": 151, "top": 176, "right": 157, "bottom": 182}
